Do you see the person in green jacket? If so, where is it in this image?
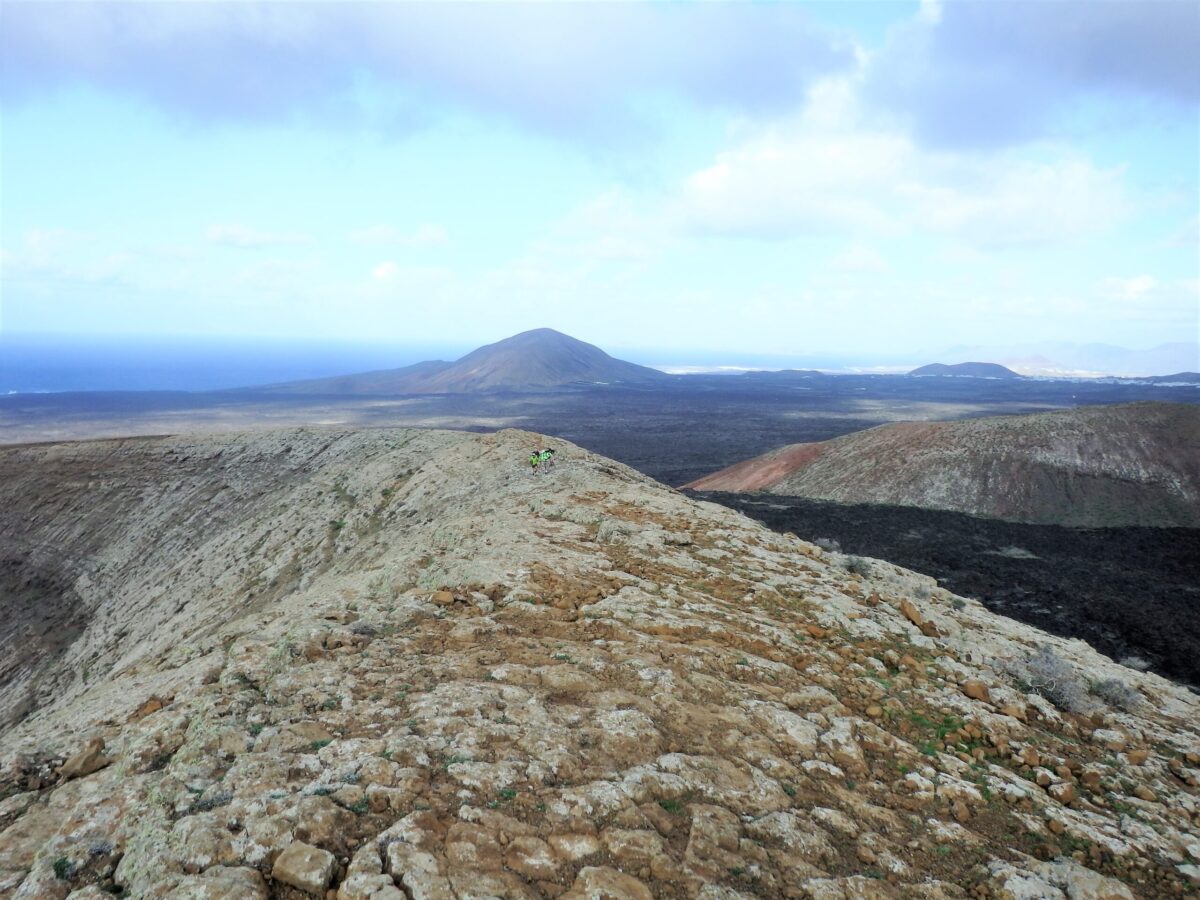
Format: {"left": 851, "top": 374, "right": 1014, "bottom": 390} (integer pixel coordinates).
{"left": 529, "top": 451, "right": 541, "bottom": 474}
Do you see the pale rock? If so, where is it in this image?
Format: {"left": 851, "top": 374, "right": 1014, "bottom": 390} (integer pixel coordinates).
{"left": 504, "top": 836, "right": 559, "bottom": 880}
{"left": 810, "top": 806, "right": 860, "bottom": 837}
{"left": 338, "top": 844, "right": 404, "bottom": 900}
{"left": 989, "top": 864, "right": 1067, "bottom": 900}
{"left": 751, "top": 705, "right": 820, "bottom": 756}
{"left": 549, "top": 833, "right": 601, "bottom": 861}
{"left": 819, "top": 718, "right": 868, "bottom": 775}
{"left": 271, "top": 841, "right": 336, "bottom": 896}
{"left": 743, "top": 811, "right": 837, "bottom": 865}
{"left": 384, "top": 843, "right": 453, "bottom": 899}
{"left": 444, "top": 822, "right": 502, "bottom": 871}
{"left": 172, "top": 813, "right": 237, "bottom": 870}
{"left": 601, "top": 828, "right": 674, "bottom": 880}
{"left": 163, "top": 866, "right": 269, "bottom": 899}
{"left": 782, "top": 686, "right": 841, "bottom": 712}
{"left": 563, "top": 866, "right": 654, "bottom": 900}
{"left": 1092, "top": 729, "right": 1127, "bottom": 752}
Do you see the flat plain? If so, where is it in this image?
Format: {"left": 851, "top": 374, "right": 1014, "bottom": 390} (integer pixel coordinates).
{"left": 3, "top": 373, "right": 1193, "bottom": 486}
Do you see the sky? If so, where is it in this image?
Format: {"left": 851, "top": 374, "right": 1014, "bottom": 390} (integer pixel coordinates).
{"left": 1, "top": 0, "right": 1198, "bottom": 362}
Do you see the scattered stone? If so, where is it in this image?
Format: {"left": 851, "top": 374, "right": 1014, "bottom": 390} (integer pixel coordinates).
{"left": 505, "top": 836, "right": 559, "bottom": 881}
{"left": 899, "top": 599, "right": 924, "bottom": 630}
{"left": 129, "top": 695, "right": 168, "bottom": 721}
{"left": 564, "top": 866, "right": 653, "bottom": 900}
{"left": 58, "top": 738, "right": 110, "bottom": 781}
{"left": 962, "top": 680, "right": 991, "bottom": 703}
{"left": 1092, "top": 729, "right": 1127, "bottom": 752}
{"left": 1048, "top": 782, "right": 1077, "bottom": 805}
{"left": 272, "top": 841, "right": 337, "bottom": 896}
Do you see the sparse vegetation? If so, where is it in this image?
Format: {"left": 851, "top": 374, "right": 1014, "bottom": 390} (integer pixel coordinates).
{"left": 52, "top": 857, "right": 72, "bottom": 880}
{"left": 1091, "top": 677, "right": 1142, "bottom": 711}
{"left": 814, "top": 537, "right": 841, "bottom": 553}
{"left": 1001, "top": 645, "right": 1091, "bottom": 713}
{"left": 843, "top": 555, "right": 872, "bottom": 577}
{"left": 366, "top": 574, "right": 393, "bottom": 600}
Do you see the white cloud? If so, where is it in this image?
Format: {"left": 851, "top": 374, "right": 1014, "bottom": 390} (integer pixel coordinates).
{"left": 1172, "top": 215, "right": 1200, "bottom": 247}
{"left": 675, "top": 79, "right": 1130, "bottom": 248}
{"left": 680, "top": 129, "right": 906, "bottom": 237}
{"left": 917, "top": 0, "right": 943, "bottom": 26}
{"left": 1, "top": 3, "right": 852, "bottom": 139}
{"left": 371, "top": 261, "right": 399, "bottom": 281}
{"left": 207, "top": 224, "right": 311, "bottom": 249}
{"left": 6, "top": 227, "right": 86, "bottom": 267}
{"left": 830, "top": 244, "right": 890, "bottom": 273}
{"left": 1103, "top": 274, "right": 1159, "bottom": 301}
{"left": 351, "top": 223, "right": 449, "bottom": 248}
{"left": 866, "top": 1, "right": 1199, "bottom": 149}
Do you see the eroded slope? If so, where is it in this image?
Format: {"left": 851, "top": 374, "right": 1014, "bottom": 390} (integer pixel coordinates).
{"left": 686, "top": 402, "right": 1200, "bottom": 527}
{"left": 1, "top": 427, "right": 1198, "bottom": 898}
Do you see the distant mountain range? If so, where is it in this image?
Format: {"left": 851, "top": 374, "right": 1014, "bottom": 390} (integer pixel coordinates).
{"left": 250, "top": 329, "right": 669, "bottom": 394}
{"left": 685, "top": 401, "right": 1200, "bottom": 527}
{"left": 908, "top": 362, "right": 1020, "bottom": 379}
{"left": 937, "top": 341, "right": 1198, "bottom": 378}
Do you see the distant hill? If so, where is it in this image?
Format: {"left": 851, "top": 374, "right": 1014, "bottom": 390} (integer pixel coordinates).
{"left": 1128, "top": 372, "right": 1200, "bottom": 385}
{"left": 685, "top": 401, "right": 1200, "bottom": 527}
{"left": 251, "top": 329, "right": 668, "bottom": 394}
{"left": 940, "top": 340, "right": 1198, "bottom": 378}
{"left": 909, "top": 362, "right": 1020, "bottom": 379}
{"left": 737, "top": 368, "right": 824, "bottom": 379}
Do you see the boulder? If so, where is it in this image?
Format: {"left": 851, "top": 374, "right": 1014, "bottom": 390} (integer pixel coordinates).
{"left": 272, "top": 841, "right": 336, "bottom": 896}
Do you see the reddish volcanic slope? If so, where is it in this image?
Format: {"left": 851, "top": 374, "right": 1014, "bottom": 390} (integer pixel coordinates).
{"left": 685, "top": 401, "right": 1200, "bottom": 527}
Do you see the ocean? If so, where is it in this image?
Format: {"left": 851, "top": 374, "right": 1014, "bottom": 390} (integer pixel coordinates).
{"left": 0, "top": 334, "right": 472, "bottom": 393}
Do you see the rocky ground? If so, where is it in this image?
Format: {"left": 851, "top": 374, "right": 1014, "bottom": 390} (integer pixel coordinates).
{"left": 1, "top": 427, "right": 1198, "bottom": 898}
{"left": 687, "top": 492, "right": 1200, "bottom": 690}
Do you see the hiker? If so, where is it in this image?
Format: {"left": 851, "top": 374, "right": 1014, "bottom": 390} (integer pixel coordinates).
{"left": 529, "top": 450, "right": 541, "bottom": 474}
{"left": 539, "top": 448, "right": 556, "bottom": 471}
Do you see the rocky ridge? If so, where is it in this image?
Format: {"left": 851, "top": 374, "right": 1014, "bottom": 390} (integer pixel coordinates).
{"left": 684, "top": 401, "right": 1200, "bottom": 527}
{"left": 1, "top": 427, "right": 1198, "bottom": 898}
